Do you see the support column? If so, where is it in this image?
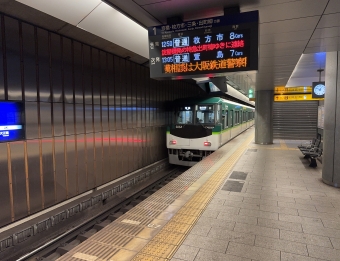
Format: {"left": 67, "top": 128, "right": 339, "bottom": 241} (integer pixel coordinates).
{"left": 322, "top": 51, "right": 340, "bottom": 187}
{"left": 255, "top": 90, "right": 273, "bottom": 144}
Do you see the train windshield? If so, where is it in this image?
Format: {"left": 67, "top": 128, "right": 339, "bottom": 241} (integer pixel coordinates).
{"left": 176, "top": 106, "right": 193, "bottom": 124}
{"left": 195, "top": 105, "right": 215, "bottom": 124}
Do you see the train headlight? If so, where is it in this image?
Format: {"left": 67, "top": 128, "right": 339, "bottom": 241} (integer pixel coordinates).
{"left": 204, "top": 141, "right": 211, "bottom": 146}
{"left": 170, "top": 140, "right": 177, "bottom": 145}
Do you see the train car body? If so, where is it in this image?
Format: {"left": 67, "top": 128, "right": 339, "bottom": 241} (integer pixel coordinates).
{"left": 167, "top": 97, "right": 255, "bottom": 166}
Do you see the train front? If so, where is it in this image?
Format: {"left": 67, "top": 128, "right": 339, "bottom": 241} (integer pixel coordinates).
{"left": 167, "top": 102, "right": 222, "bottom": 166}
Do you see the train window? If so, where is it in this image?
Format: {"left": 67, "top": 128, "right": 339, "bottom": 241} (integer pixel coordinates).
{"left": 225, "top": 111, "right": 228, "bottom": 128}
{"left": 243, "top": 111, "right": 246, "bottom": 122}
{"left": 195, "top": 105, "right": 215, "bottom": 124}
{"left": 176, "top": 106, "right": 193, "bottom": 124}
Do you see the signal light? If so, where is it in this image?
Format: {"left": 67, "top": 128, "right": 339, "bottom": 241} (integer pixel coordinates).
{"left": 170, "top": 140, "right": 177, "bottom": 145}
{"left": 204, "top": 141, "right": 211, "bottom": 146}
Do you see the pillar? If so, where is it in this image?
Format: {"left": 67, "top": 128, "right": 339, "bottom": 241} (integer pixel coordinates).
{"left": 322, "top": 51, "right": 340, "bottom": 187}
{"left": 255, "top": 90, "right": 273, "bottom": 144}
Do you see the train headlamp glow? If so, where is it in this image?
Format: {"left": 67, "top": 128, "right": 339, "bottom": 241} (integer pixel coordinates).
{"left": 170, "top": 140, "right": 177, "bottom": 145}
{"left": 204, "top": 141, "right": 211, "bottom": 146}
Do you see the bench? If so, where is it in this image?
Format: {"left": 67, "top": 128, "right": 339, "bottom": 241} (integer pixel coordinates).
{"left": 298, "top": 136, "right": 322, "bottom": 167}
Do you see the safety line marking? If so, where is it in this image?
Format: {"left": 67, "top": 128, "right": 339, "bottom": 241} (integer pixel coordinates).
{"left": 132, "top": 134, "right": 254, "bottom": 260}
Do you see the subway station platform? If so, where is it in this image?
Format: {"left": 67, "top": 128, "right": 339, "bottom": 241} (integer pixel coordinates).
{"left": 56, "top": 128, "right": 340, "bottom": 261}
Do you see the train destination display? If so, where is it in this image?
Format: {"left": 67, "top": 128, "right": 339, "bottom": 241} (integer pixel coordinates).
{"left": 0, "top": 101, "right": 25, "bottom": 143}
{"left": 148, "top": 11, "right": 258, "bottom": 79}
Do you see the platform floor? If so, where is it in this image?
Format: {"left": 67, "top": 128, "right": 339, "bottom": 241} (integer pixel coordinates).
{"left": 172, "top": 137, "right": 340, "bottom": 261}
{"left": 56, "top": 128, "right": 340, "bottom": 261}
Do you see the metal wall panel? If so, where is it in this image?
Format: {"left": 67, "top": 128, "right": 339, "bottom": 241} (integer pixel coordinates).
{"left": 37, "top": 28, "right": 50, "bottom": 102}
{"left": 83, "top": 45, "right": 92, "bottom": 104}
{"left": 126, "top": 61, "right": 132, "bottom": 129}
{"left": 0, "top": 15, "right": 5, "bottom": 100}
{"left": 40, "top": 102, "right": 52, "bottom": 138}
{"left": 73, "top": 41, "right": 83, "bottom": 104}
{"left": 100, "top": 51, "right": 108, "bottom": 106}
{"left": 0, "top": 143, "right": 12, "bottom": 226}
{"left": 86, "top": 133, "right": 95, "bottom": 188}
{"left": 10, "top": 142, "right": 27, "bottom": 220}
{"left": 54, "top": 138, "right": 66, "bottom": 203}
{"left": 22, "top": 23, "right": 37, "bottom": 102}
{"left": 50, "top": 33, "right": 62, "bottom": 102}
{"left": 102, "top": 104, "right": 108, "bottom": 132}
{"left": 85, "top": 104, "right": 93, "bottom": 133}
{"left": 42, "top": 138, "right": 55, "bottom": 207}
{"left": 53, "top": 102, "right": 64, "bottom": 137}
{"left": 114, "top": 57, "right": 122, "bottom": 130}
{"left": 93, "top": 104, "right": 101, "bottom": 133}
{"left": 75, "top": 103, "right": 84, "bottom": 134}
{"left": 115, "top": 130, "right": 123, "bottom": 178}
{"left": 108, "top": 55, "right": 115, "bottom": 111}
{"left": 273, "top": 101, "right": 318, "bottom": 139}
{"left": 65, "top": 103, "right": 75, "bottom": 135}
{"left": 76, "top": 133, "right": 87, "bottom": 193}
{"left": 92, "top": 48, "right": 100, "bottom": 105}
{"left": 120, "top": 58, "right": 127, "bottom": 130}
{"left": 95, "top": 131, "right": 103, "bottom": 185}
{"left": 109, "top": 130, "right": 117, "bottom": 180}
{"left": 26, "top": 140, "right": 42, "bottom": 214}
{"left": 102, "top": 131, "right": 110, "bottom": 183}
{"left": 62, "top": 37, "right": 73, "bottom": 103}
{"left": 66, "top": 134, "right": 77, "bottom": 198}
{"left": 5, "top": 17, "right": 22, "bottom": 100}
{"left": 25, "top": 102, "right": 39, "bottom": 139}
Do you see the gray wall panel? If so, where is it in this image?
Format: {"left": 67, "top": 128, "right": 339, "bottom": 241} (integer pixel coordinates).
{"left": 109, "top": 105, "right": 115, "bottom": 131}
{"left": 54, "top": 139, "right": 66, "bottom": 203}
{"left": 37, "top": 28, "right": 50, "bottom": 102}
{"left": 65, "top": 103, "right": 75, "bottom": 135}
{"left": 114, "top": 57, "right": 121, "bottom": 130}
{"left": 50, "top": 33, "right": 62, "bottom": 102}
{"left": 5, "top": 17, "right": 22, "bottom": 101}
{"left": 73, "top": 41, "right": 83, "bottom": 104}
{"left": 76, "top": 133, "right": 87, "bottom": 193}
{"left": 53, "top": 102, "right": 64, "bottom": 137}
{"left": 22, "top": 23, "right": 37, "bottom": 102}
{"left": 26, "top": 140, "right": 42, "bottom": 214}
{"left": 108, "top": 55, "right": 115, "bottom": 109}
{"left": 62, "top": 37, "right": 73, "bottom": 103}
{"left": 25, "top": 102, "right": 39, "bottom": 139}
{"left": 42, "top": 138, "right": 55, "bottom": 207}
{"left": 40, "top": 102, "right": 52, "bottom": 138}
{"left": 66, "top": 134, "right": 77, "bottom": 198}
{"left": 115, "top": 130, "right": 123, "bottom": 178}
{"left": 10, "top": 142, "right": 27, "bottom": 220}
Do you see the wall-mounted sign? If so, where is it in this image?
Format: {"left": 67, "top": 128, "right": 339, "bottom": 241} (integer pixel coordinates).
{"left": 0, "top": 101, "right": 25, "bottom": 143}
{"left": 274, "top": 86, "right": 312, "bottom": 94}
{"left": 312, "top": 82, "right": 325, "bottom": 98}
{"left": 274, "top": 94, "right": 324, "bottom": 101}
{"left": 148, "top": 11, "right": 259, "bottom": 79}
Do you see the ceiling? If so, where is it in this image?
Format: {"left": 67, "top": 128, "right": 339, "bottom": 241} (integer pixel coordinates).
{"left": 1, "top": 0, "right": 339, "bottom": 92}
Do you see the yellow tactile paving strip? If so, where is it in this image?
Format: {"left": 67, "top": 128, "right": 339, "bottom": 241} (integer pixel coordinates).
{"left": 132, "top": 134, "right": 254, "bottom": 261}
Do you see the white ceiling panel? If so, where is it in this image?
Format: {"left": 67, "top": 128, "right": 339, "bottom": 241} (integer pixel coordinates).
{"left": 15, "top": 0, "right": 101, "bottom": 26}
{"left": 243, "top": 0, "right": 328, "bottom": 23}
{"left": 78, "top": 2, "right": 148, "bottom": 58}
{"left": 317, "top": 13, "right": 340, "bottom": 28}
{"left": 260, "top": 30, "right": 313, "bottom": 45}
{"left": 311, "top": 27, "right": 340, "bottom": 39}
{"left": 324, "top": 0, "right": 340, "bottom": 14}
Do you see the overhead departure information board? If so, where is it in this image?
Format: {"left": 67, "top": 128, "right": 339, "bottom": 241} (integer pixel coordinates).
{"left": 148, "top": 11, "right": 258, "bottom": 79}
{"left": 0, "top": 101, "right": 25, "bottom": 143}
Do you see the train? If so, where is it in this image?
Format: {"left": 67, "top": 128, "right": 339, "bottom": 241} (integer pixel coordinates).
{"left": 167, "top": 97, "right": 255, "bottom": 166}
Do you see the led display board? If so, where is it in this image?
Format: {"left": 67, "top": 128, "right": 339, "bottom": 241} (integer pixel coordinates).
{"left": 0, "top": 101, "right": 25, "bottom": 142}
{"left": 148, "top": 11, "right": 258, "bottom": 79}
